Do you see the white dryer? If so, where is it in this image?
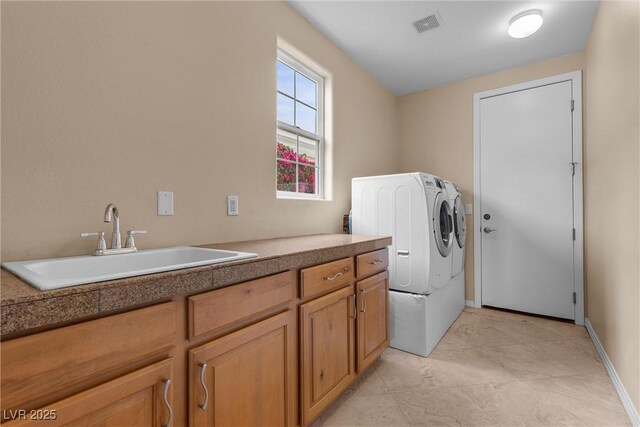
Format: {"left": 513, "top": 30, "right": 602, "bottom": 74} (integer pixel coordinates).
{"left": 443, "top": 180, "right": 466, "bottom": 277}
{"left": 352, "top": 172, "right": 463, "bottom": 357}
{"left": 352, "top": 172, "right": 453, "bottom": 294}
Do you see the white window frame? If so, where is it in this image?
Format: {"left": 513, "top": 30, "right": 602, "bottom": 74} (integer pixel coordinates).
{"left": 276, "top": 49, "right": 324, "bottom": 200}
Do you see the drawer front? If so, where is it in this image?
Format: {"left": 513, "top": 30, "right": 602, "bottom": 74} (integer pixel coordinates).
{"left": 300, "top": 257, "right": 354, "bottom": 299}
{"left": 1, "top": 302, "right": 176, "bottom": 412}
{"left": 188, "top": 271, "right": 295, "bottom": 339}
{"left": 356, "top": 248, "right": 389, "bottom": 279}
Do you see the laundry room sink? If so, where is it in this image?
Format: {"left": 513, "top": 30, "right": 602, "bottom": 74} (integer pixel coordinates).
{"left": 2, "top": 246, "right": 258, "bottom": 291}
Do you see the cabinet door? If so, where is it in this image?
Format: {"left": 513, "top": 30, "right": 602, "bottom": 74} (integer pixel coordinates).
{"left": 356, "top": 271, "right": 389, "bottom": 373}
{"left": 4, "top": 359, "right": 174, "bottom": 427}
{"left": 189, "top": 310, "right": 295, "bottom": 427}
{"left": 300, "top": 285, "right": 356, "bottom": 426}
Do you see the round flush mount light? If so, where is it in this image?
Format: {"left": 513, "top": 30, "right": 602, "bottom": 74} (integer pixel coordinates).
{"left": 508, "top": 10, "right": 543, "bottom": 38}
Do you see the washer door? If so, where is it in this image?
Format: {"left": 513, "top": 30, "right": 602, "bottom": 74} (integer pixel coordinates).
{"left": 433, "top": 192, "right": 453, "bottom": 257}
{"left": 453, "top": 196, "right": 466, "bottom": 249}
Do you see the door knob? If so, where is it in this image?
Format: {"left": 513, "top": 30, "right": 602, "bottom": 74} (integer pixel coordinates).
{"left": 483, "top": 227, "right": 498, "bottom": 233}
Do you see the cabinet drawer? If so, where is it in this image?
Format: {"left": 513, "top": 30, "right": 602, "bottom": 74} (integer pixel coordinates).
{"left": 188, "top": 271, "right": 295, "bottom": 339}
{"left": 356, "top": 248, "right": 389, "bottom": 279}
{"left": 1, "top": 302, "right": 176, "bottom": 412}
{"left": 300, "top": 257, "right": 354, "bottom": 299}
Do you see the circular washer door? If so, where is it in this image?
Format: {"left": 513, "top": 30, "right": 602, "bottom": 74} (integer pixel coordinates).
{"left": 453, "top": 196, "right": 466, "bottom": 249}
{"left": 433, "top": 192, "right": 453, "bottom": 257}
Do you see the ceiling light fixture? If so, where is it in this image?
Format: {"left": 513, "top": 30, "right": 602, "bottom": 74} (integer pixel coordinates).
{"left": 508, "top": 10, "right": 543, "bottom": 38}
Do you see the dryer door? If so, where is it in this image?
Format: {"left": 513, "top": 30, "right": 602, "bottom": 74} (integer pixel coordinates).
{"left": 453, "top": 196, "right": 466, "bottom": 249}
{"left": 433, "top": 192, "right": 453, "bottom": 257}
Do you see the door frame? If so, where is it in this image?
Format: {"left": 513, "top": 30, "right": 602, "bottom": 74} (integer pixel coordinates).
{"left": 472, "top": 70, "right": 584, "bottom": 325}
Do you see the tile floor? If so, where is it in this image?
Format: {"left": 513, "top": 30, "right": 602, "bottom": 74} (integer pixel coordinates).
{"left": 314, "top": 307, "right": 629, "bottom": 427}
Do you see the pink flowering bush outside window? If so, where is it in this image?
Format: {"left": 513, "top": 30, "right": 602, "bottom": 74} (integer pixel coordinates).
{"left": 277, "top": 142, "right": 316, "bottom": 194}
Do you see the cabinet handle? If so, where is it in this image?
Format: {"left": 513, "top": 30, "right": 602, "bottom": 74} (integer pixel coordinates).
{"left": 350, "top": 294, "right": 357, "bottom": 320}
{"left": 361, "top": 289, "right": 367, "bottom": 313}
{"left": 198, "top": 363, "right": 209, "bottom": 410}
{"left": 324, "top": 272, "right": 343, "bottom": 281}
{"left": 161, "top": 379, "right": 173, "bottom": 427}
{"left": 369, "top": 259, "right": 383, "bottom": 265}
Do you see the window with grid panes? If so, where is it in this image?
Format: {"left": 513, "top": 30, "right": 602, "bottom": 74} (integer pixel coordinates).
{"left": 276, "top": 50, "right": 324, "bottom": 198}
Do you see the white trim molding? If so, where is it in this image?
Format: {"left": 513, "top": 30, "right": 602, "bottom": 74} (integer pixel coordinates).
{"left": 585, "top": 318, "right": 640, "bottom": 426}
{"left": 465, "top": 300, "right": 476, "bottom": 308}
{"left": 472, "top": 71, "right": 584, "bottom": 326}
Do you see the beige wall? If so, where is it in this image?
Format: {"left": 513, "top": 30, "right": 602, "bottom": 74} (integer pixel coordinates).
{"left": 397, "top": 52, "right": 586, "bottom": 300}
{"left": 584, "top": 0, "right": 639, "bottom": 412}
{"left": 0, "top": 1, "right": 398, "bottom": 261}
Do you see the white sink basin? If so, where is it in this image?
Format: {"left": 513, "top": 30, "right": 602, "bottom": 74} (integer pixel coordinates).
{"left": 2, "top": 246, "right": 258, "bottom": 291}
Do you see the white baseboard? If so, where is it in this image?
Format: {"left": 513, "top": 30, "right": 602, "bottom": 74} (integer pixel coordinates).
{"left": 585, "top": 318, "right": 639, "bottom": 426}
{"left": 465, "top": 299, "right": 475, "bottom": 307}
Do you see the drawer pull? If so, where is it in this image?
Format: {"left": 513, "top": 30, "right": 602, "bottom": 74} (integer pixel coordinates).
{"left": 324, "top": 272, "right": 343, "bottom": 281}
{"left": 369, "top": 259, "right": 384, "bottom": 265}
{"left": 360, "top": 289, "right": 367, "bottom": 313}
{"left": 161, "top": 379, "right": 173, "bottom": 427}
{"left": 198, "top": 363, "right": 209, "bottom": 410}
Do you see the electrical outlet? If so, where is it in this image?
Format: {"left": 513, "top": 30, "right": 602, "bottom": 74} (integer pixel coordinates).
{"left": 227, "top": 196, "right": 239, "bottom": 216}
{"left": 157, "top": 191, "right": 174, "bottom": 216}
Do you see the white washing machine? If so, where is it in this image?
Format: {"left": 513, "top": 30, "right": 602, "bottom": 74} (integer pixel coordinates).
{"left": 352, "top": 172, "right": 463, "bottom": 357}
{"left": 352, "top": 172, "right": 453, "bottom": 293}
{"left": 444, "top": 180, "right": 466, "bottom": 277}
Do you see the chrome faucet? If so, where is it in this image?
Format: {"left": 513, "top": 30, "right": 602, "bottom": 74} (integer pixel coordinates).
{"left": 104, "top": 203, "right": 121, "bottom": 249}
{"left": 81, "top": 203, "right": 146, "bottom": 256}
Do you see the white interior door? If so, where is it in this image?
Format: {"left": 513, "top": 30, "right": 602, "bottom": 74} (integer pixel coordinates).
{"left": 479, "top": 81, "right": 575, "bottom": 319}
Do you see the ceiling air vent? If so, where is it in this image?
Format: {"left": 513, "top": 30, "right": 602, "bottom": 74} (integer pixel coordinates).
{"left": 412, "top": 12, "right": 443, "bottom": 34}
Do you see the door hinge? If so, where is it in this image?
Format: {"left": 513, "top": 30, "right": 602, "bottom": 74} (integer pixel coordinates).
{"left": 571, "top": 100, "right": 575, "bottom": 111}
{"left": 573, "top": 228, "right": 576, "bottom": 240}
{"left": 573, "top": 292, "right": 577, "bottom": 304}
{"left": 570, "top": 162, "right": 577, "bottom": 176}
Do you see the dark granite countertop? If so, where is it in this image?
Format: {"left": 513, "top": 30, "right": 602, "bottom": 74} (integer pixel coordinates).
{"left": 1, "top": 234, "right": 391, "bottom": 338}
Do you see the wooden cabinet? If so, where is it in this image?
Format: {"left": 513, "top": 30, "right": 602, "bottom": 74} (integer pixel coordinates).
{"left": 188, "top": 310, "right": 296, "bottom": 427}
{"left": 356, "top": 271, "right": 389, "bottom": 373}
{"left": 356, "top": 248, "right": 389, "bottom": 279}
{"left": 300, "top": 285, "right": 356, "bottom": 426}
{"left": 1, "top": 302, "right": 176, "bottom": 414}
{"left": 5, "top": 359, "right": 174, "bottom": 427}
{"left": 1, "top": 246, "right": 390, "bottom": 427}
{"left": 300, "top": 257, "right": 354, "bottom": 299}
{"left": 188, "top": 271, "right": 295, "bottom": 340}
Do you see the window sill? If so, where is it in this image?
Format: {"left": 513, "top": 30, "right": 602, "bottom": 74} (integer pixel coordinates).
{"left": 277, "top": 192, "right": 328, "bottom": 201}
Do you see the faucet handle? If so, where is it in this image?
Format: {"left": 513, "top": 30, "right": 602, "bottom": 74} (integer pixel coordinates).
{"left": 125, "top": 230, "right": 147, "bottom": 249}
{"left": 81, "top": 231, "right": 107, "bottom": 252}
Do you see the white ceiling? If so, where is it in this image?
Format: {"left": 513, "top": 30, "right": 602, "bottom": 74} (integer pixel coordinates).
{"left": 288, "top": 1, "right": 599, "bottom": 96}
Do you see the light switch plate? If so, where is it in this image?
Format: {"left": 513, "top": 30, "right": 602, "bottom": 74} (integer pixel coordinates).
{"left": 464, "top": 204, "right": 473, "bottom": 215}
{"left": 157, "top": 191, "right": 174, "bottom": 216}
